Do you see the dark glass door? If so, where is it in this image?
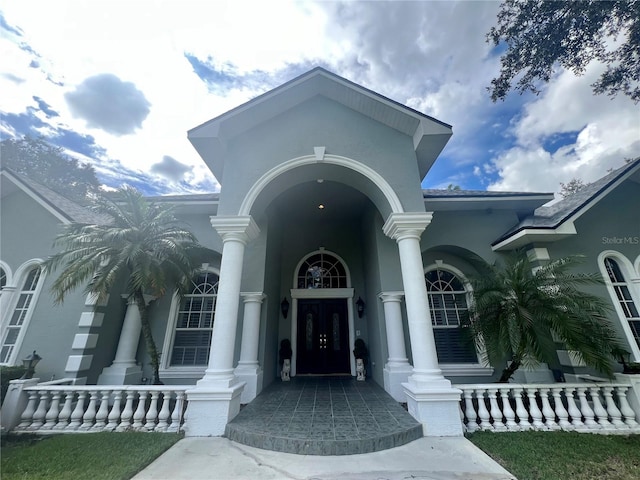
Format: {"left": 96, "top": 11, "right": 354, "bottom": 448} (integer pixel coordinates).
{"left": 296, "top": 299, "right": 350, "bottom": 374}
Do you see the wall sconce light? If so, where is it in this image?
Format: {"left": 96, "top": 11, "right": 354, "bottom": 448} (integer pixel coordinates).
{"left": 20, "top": 350, "right": 42, "bottom": 379}
{"left": 281, "top": 297, "right": 290, "bottom": 319}
{"left": 356, "top": 297, "right": 365, "bottom": 318}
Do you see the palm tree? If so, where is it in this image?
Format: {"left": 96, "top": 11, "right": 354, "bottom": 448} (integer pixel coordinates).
{"left": 43, "top": 186, "right": 209, "bottom": 384}
{"left": 467, "top": 252, "right": 624, "bottom": 383}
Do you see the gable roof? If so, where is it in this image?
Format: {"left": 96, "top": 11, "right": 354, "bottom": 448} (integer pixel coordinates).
{"left": 188, "top": 67, "right": 453, "bottom": 182}
{"left": 492, "top": 158, "right": 640, "bottom": 250}
{"left": 0, "top": 169, "right": 105, "bottom": 224}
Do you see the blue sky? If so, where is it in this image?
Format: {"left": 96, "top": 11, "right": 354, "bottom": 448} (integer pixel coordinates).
{"left": 1, "top": 1, "right": 638, "bottom": 197}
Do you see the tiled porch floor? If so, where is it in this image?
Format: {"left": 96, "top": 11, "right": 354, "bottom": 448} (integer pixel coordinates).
{"left": 224, "top": 376, "right": 423, "bottom": 455}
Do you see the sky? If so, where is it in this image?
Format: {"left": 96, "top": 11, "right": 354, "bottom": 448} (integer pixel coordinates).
{"left": 1, "top": 0, "right": 638, "bottom": 197}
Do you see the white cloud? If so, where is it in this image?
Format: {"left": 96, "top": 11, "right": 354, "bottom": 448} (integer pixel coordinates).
{"left": 488, "top": 63, "right": 640, "bottom": 193}
{"left": 1, "top": 1, "right": 638, "bottom": 196}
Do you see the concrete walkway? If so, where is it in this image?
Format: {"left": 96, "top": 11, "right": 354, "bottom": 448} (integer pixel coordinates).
{"left": 133, "top": 436, "right": 516, "bottom": 480}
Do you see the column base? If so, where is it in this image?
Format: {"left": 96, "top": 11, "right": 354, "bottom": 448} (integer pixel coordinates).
{"left": 383, "top": 363, "right": 413, "bottom": 402}
{"left": 233, "top": 365, "right": 263, "bottom": 404}
{"left": 97, "top": 364, "right": 142, "bottom": 385}
{"left": 402, "top": 382, "right": 463, "bottom": 437}
{"left": 184, "top": 382, "right": 246, "bottom": 436}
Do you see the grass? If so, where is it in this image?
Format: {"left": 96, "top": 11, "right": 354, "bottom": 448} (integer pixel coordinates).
{"left": 1, "top": 432, "right": 182, "bottom": 480}
{"left": 469, "top": 431, "right": 640, "bottom": 480}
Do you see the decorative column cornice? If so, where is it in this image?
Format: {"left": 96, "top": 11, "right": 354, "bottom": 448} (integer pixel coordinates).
{"left": 382, "top": 212, "right": 433, "bottom": 241}
{"left": 210, "top": 216, "right": 260, "bottom": 244}
{"left": 241, "top": 292, "right": 266, "bottom": 304}
{"left": 378, "top": 291, "right": 405, "bottom": 303}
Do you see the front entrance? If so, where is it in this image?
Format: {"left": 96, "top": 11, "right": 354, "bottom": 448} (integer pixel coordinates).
{"left": 296, "top": 299, "right": 350, "bottom": 374}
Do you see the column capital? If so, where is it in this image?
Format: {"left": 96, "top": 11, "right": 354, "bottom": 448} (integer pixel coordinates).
{"left": 240, "top": 292, "right": 266, "bottom": 304}
{"left": 378, "top": 291, "right": 405, "bottom": 303}
{"left": 382, "top": 212, "right": 433, "bottom": 241}
{"left": 210, "top": 216, "right": 260, "bottom": 244}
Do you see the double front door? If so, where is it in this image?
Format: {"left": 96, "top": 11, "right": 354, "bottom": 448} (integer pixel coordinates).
{"left": 296, "top": 299, "right": 350, "bottom": 374}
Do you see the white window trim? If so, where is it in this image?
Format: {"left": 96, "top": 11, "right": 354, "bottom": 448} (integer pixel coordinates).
{"left": 424, "top": 261, "right": 492, "bottom": 373}
{"left": 0, "top": 259, "right": 46, "bottom": 365}
{"left": 159, "top": 267, "right": 219, "bottom": 379}
{"left": 598, "top": 250, "right": 640, "bottom": 361}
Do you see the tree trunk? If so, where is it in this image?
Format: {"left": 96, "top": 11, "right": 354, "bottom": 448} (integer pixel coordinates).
{"left": 498, "top": 357, "right": 521, "bottom": 383}
{"left": 134, "top": 290, "right": 163, "bottom": 385}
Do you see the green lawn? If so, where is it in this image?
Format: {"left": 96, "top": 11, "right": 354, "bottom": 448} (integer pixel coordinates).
{"left": 469, "top": 431, "right": 640, "bottom": 480}
{"left": 1, "top": 432, "right": 182, "bottom": 480}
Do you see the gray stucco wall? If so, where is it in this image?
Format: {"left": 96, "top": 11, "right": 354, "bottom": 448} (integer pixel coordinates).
{"left": 217, "top": 97, "right": 426, "bottom": 217}
{"left": 1, "top": 189, "right": 84, "bottom": 380}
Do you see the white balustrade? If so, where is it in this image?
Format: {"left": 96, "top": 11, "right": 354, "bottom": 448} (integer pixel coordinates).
{"left": 12, "top": 385, "right": 188, "bottom": 434}
{"left": 456, "top": 383, "right": 640, "bottom": 434}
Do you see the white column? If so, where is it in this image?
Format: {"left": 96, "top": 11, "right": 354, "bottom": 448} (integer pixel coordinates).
{"left": 97, "top": 295, "right": 151, "bottom": 385}
{"left": 234, "top": 292, "right": 265, "bottom": 403}
{"left": 379, "top": 291, "right": 413, "bottom": 401}
{"left": 185, "top": 216, "right": 259, "bottom": 437}
{"left": 383, "top": 212, "right": 462, "bottom": 436}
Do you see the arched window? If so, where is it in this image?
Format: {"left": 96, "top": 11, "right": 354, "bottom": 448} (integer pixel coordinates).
{"left": 296, "top": 251, "right": 348, "bottom": 289}
{"left": 169, "top": 271, "right": 219, "bottom": 366}
{"left": 1, "top": 265, "right": 42, "bottom": 364}
{"left": 425, "top": 268, "right": 477, "bottom": 364}
{"left": 0, "top": 267, "right": 6, "bottom": 290}
{"left": 604, "top": 257, "right": 640, "bottom": 350}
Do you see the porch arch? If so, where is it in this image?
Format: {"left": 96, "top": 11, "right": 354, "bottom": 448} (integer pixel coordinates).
{"left": 238, "top": 154, "right": 405, "bottom": 217}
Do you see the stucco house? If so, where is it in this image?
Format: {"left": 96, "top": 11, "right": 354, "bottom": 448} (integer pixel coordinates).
{"left": 1, "top": 68, "right": 639, "bottom": 438}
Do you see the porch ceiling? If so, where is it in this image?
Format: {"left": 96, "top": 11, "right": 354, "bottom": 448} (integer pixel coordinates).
{"left": 267, "top": 180, "right": 372, "bottom": 221}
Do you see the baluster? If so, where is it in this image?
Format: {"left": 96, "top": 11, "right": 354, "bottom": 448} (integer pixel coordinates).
{"left": 79, "top": 390, "right": 99, "bottom": 431}
{"left": 512, "top": 387, "right": 531, "bottom": 430}
{"left": 539, "top": 388, "right": 557, "bottom": 430}
{"left": 169, "top": 392, "right": 185, "bottom": 432}
{"left": 117, "top": 391, "right": 135, "bottom": 432}
{"left": 602, "top": 386, "right": 625, "bottom": 429}
{"left": 576, "top": 387, "right": 598, "bottom": 428}
{"left": 551, "top": 387, "right": 571, "bottom": 429}
{"left": 69, "top": 391, "right": 87, "bottom": 430}
{"left": 145, "top": 391, "right": 160, "bottom": 431}
{"left": 156, "top": 391, "right": 171, "bottom": 432}
{"left": 29, "top": 391, "right": 49, "bottom": 430}
{"left": 106, "top": 390, "right": 123, "bottom": 431}
{"left": 564, "top": 387, "right": 584, "bottom": 430}
{"left": 16, "top": 390, "right": 39, "bottom": 430}
{"left": 43, "top": 391, "right": 62, "bottom": 430}
{"left": 476, "top": 389, "right": 492, "bottom": 430}
{"left": 92, "top": 390, "right": 111, "bottom": 431}
{"left": 590, "top": 387, "right": 612, "bottom": 429}
{"left": 499, "top": 388, "right": 518, "bottom": 430}
{"left": 54, "top": 390, "right": 74, "bottom": 430}
{"left": 463, "top": 389, "right": 479, "bottom": 432}
{"left": 615, "top": 387, "right": 639, "bottom": 428}
{"left": 132, "top": 391, "right": 148, "bottom": 430}
{"left": 526, "top": 388, "right": 545, "bottom": 429}
{"left": 488, "top": 388, "right": 505, "bottom": 431}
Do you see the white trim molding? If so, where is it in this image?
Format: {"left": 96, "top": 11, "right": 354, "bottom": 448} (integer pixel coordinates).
{"left": 597, "top": 250, "right": 640, "bottom": 361}
{"left": 239, "top": 154, "right": 404, "bottom": 216}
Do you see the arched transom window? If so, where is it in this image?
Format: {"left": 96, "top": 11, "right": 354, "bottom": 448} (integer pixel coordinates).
{"left": 170, "top": 271, "right": 219, "bottom": 366}
{"left": 604, "top": 257, "right": 640, "bottom": 348}
{"left": 425, "top": 268, "right": 477, "bottom": 363}
{"left": 297, "top": 252, "right": 347, "bottom": 289}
